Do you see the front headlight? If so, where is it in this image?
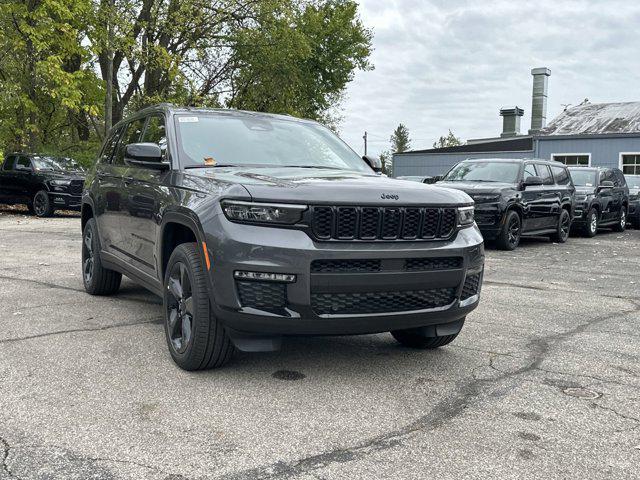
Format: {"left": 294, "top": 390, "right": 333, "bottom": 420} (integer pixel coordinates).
{"left": 574, "top": 194, "right": 588, "bottom": 202}
{"left": 221, "top": 200, "right": 307, "bottom": 225}
{"left": 50, "top": 179, "right": 72, "bottom": 186}
{"left": 458, "top": 206, "right": 475, "bottom": 227}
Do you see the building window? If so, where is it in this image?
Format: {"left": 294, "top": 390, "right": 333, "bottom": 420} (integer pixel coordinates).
{"left": 552, "top": 154, "right": 590, "bottom": 166}
{"left": 620, "top": 153, "right": 640, "bottom": 175}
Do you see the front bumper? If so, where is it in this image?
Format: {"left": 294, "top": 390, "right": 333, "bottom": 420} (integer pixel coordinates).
{"left": 571, "top": 202, "right": 590, "bottom": 226}
{"left": 48, "top": 191, "right": 82, "bottom": 211}
{"left": 473, "top": 204, "right": 503, "bottom": 240}
{"left": 203, "top": 217, "right": 485, "bottom": 337}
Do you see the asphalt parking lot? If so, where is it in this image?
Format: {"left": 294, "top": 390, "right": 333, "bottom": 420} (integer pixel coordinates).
{"left": 1, "top": 208, "right": 639, "bottom": 480}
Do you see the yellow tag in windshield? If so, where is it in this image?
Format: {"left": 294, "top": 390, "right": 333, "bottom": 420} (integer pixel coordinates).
{"left": 204, "top": 157, "right": 216, "bottom": 166}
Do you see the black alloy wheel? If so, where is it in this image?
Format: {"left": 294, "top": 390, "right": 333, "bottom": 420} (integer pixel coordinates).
{"left": 33, "top": 190, "right": 53, "bottom": 217}
{"left": 83, "top": 226, "right": 95, "bottom": 285}
{"left": 497, "top": 210, "right": 521, "bottom": 251}
{"left": 166, "top": 262, "right": 195, "bottom": 355}
{"left": 163, "top": 243, "right": 234, "bottom": 370}
{"left": 82, "top": 218, "right": 121, "bottom": 295}
{"left": 552, "top": 209, "right": 571, "bottom": 243}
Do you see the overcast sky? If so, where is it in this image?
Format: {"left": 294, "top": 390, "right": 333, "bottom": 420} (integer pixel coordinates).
{"left": 339, "top": 0, "right": 640, "bottom": 156}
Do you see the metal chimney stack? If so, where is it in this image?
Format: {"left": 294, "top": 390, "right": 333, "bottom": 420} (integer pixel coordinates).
{"left": 500, "top": 106, "right": 524, "bottom": 137}
{"left": 529, "top": 67, "right": 551, "bottom": 133}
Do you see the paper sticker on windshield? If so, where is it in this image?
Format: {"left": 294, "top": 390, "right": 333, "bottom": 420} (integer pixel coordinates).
{"left": 585, "top": 183, "right": 593, "bottom": 187}
{"left": 178, "top": 116, "right": 199, "bottom": 123}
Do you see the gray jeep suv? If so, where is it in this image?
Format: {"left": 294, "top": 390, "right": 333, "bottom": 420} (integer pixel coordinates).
{"left": 81, "top": 105, "right": 485, "bottom": 370}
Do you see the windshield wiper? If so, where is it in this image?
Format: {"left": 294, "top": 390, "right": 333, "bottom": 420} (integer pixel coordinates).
{"left": 184, "top": 164, "right": 248, "bottom": 169}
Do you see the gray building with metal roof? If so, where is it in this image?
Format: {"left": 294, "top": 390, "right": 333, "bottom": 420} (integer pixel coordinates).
{"left": 393, "top": 68, "right": 640, "bottom": 177}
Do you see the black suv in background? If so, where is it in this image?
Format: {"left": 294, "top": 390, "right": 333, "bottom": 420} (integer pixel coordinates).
{"left": 0, "top": 154, "right": 85, "bottom": 216}
{"left": 437, "top": 158, "right": 575, "bottom": 250}
{"left": 81, "top": 105, "right": 485, "bottom": 370}
{"left": 568, "top": 167, "right": 629, "bottom": 236}
{"left": 625, "top": 175, "right": 640, "bottom": 228}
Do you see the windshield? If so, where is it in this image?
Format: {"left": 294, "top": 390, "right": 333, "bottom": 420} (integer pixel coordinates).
{"left": 569, "top": 169, "right": 597, "bottom": 187}
{"left": 626, "top": 176, "right": 640, "bottom": 188}
{"left": 442, "top": 161, "right": 521, "bottom": 183}
{"left": 175, "top": 114, "right": 371, "bottom": 173}
{"left": 31, "top": 156, "right": 83, "bottom": 173}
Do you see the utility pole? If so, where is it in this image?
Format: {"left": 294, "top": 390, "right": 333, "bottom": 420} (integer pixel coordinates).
{"left": 363, "top": 131, "right": 368, "bottom": 155}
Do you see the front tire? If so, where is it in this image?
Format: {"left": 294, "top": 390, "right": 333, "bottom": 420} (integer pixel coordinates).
{"left": 551, "top": 209, "right": 571, "bottom": 243}
{"left": 163, "top": 243, "right": 234, "bottom": 370}
{"left": 582, "top": 208, "right": 598, "bottom": 237}
{"left": 496, "top": 210, "right": 521, "bottom": 251}
{"left": 82, "top": 218, "right": 122, "bottom": 295}
{"left": 391, "top": 329, "right": 460, "bottom": 349}
{"left": 33, "top": 190, "right": 54, "bottom": 217}
{"left": 612, "top": 207, "right": 627, "bottom": 232}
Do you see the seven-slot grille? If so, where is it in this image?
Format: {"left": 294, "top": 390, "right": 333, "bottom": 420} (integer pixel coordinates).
{"left": 310, "top": 206, "right": 459, "bottom": 241}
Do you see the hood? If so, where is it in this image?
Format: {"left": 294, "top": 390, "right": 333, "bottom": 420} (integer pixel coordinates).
{"left": 36, "top": 170, "right": 85, "bottom": 181}
{"left": 575, "top": 186, "right": 597, "bottom": 195}
{"left": 186, "top": 167, "right": 472, "bottom": 205}
{"left": 435, "top": 181, "right": 515, "bottom": 195}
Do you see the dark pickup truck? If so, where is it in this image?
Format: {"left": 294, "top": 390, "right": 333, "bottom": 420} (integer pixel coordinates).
{"left": 81, "top": 104, "right": 485, "bottom": 370}
{"left": 0, "top": 153, "right": 85, "bottom": 216}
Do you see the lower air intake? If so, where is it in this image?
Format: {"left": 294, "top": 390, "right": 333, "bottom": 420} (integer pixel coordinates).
{"left": 311, "top": 288, "right": 456, "bottom": 315}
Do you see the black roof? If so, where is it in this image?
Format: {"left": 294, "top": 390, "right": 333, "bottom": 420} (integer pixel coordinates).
{"left": 396, "top": 136, "right": 533, "bottom": 155}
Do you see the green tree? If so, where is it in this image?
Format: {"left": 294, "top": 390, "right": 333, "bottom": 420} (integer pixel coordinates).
{"left": 433, "top": 129, "right": 462, "bottom": 149}
{"left": 0, "top": 0, "right": 101, "bottom": 156}
{"left": 379, "top": 150, "right": 391, "bottom": 176}
{"left": 0, "top": 0, "right": 373, "bottom": 165}
{"left": 390, "top": 123, "right": 411, "bottom": 153}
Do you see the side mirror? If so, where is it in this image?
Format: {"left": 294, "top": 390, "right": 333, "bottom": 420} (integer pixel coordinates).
{"left": 363, "top": 155, "right": 382, "bottom": 173}
{"left": 598, "top": 180, "right": 614, "bottom": 190}
{"left": 124, "top": 143, "right": 168, "bottom": 170}
{"left": 523, "top": 176, "right": 543, "bottom": 188}
{"left": 423, "top": 176, "right": 441, "bottom": 184}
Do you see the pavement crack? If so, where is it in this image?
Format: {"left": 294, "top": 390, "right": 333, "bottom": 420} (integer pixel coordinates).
{"left": 590, "top": 402, "right": 640, "bottom": 432}
{"left": 0, "top": 274, "right": 84, "bottom": 293}
{"left": 0, "top": 317, "right": 163, "bottom": 344}
{"left": 0, "top": 436, "right": 20, "bottom": 480}
{"left": 214, "top": 302, "right": 640, "bottom": 480}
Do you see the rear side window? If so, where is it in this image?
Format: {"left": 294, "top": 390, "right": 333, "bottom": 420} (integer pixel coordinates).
{"left": 113, "top": 118, "right": 145, "bottom": 166}
{"left": 535, "top": 164, "right": 554, "bottom": 185}
{"left": 551, "top": 165, "right": 571, "bottom": 185}
{"left": 2, "top": 155, "right": 16, "bottom": 171}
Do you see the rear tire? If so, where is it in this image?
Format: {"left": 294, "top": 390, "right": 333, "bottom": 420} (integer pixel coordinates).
{"left": 612, "top": 207, "right": 627, "bottom": 232}
{"left": 163, "top": 243, "right": 234, "bottom": 370}
{"left": 391, "top": 329, "right": 459, "bottom": 349}
{"left": 33, "top": 190, "right": 54, "bottom": 217}
{"left": 582, "top": 208, "right": 598, "bottom": 237}
{"left": 82, "top": 218, "right": 122, "bottom": 295}
{"left": 551, "top": 209, "right": 571, "bottom": 243}
{"left": 496, "top": 210, "right": 521, "bottom": 251}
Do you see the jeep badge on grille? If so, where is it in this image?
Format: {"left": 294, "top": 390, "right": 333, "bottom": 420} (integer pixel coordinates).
{"left": 381, "top": 194, "right": 399, "bottom": 200}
